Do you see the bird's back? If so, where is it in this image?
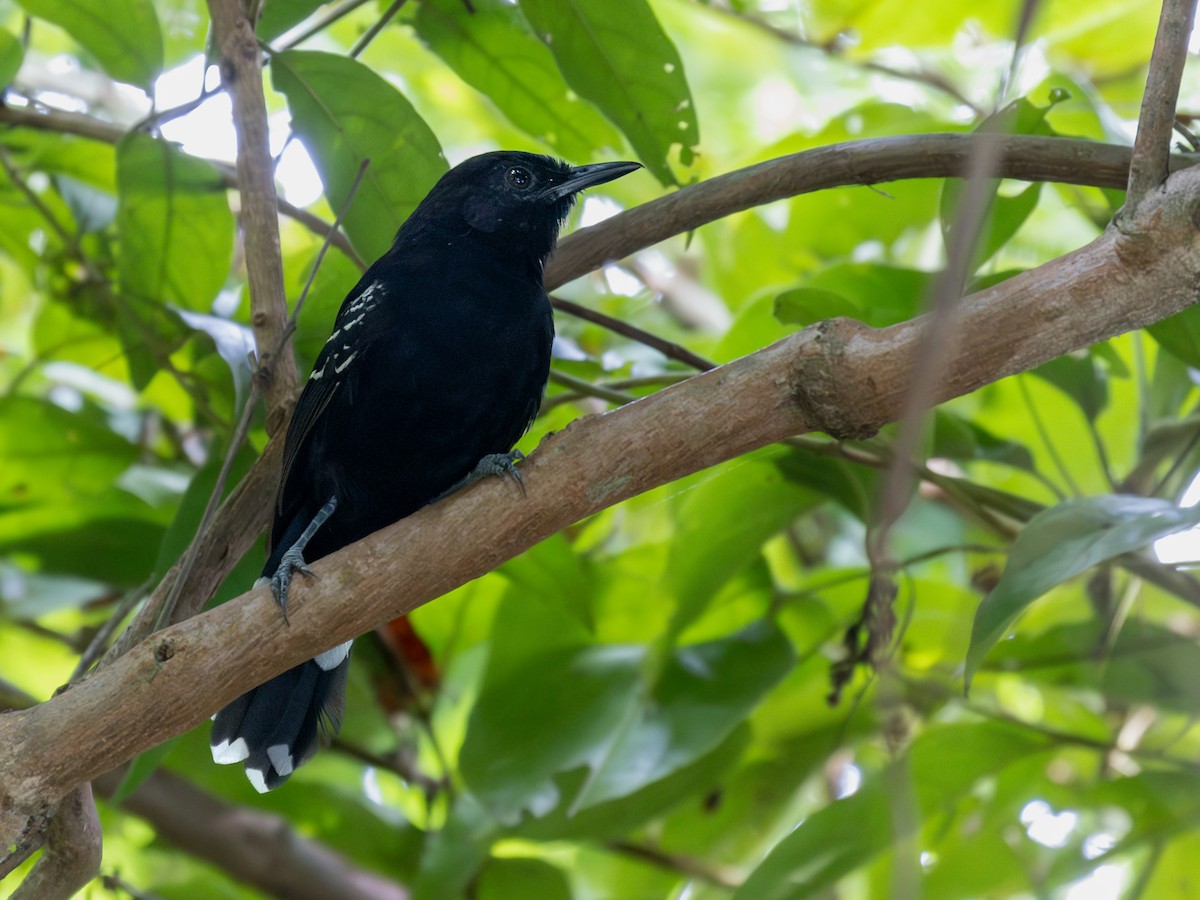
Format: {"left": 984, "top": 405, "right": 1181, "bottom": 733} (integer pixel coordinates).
{"left": 267, "top": 236, "right": 554, "bottom": 572}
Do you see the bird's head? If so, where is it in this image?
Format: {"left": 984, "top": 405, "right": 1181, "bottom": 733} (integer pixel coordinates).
{"left": 411, "top": 151, "right": 642, "bottom": 261}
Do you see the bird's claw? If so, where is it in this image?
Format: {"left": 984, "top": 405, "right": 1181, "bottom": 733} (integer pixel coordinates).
{"left": 480, "top": 449, "right": 526, "bottom": 495}
{"left": 271, "top": 547, "right": 315, "bottom": 624}
{"left": 433, "top": 449, "right": 527, "bottom": 502}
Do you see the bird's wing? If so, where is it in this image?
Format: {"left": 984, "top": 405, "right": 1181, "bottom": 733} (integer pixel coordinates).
{"left": 276, "top": 373, "right": 341, "bottom": 518}
{"left": 273, "top": 277, "right": 390, "bottom": 525}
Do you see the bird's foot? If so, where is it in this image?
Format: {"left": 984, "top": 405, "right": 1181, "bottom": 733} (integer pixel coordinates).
{"left": 270, "top": 547, "right": 315, "bottom": 624}
{"left": 434, "top": 449, "right": 526, "bottom": 502}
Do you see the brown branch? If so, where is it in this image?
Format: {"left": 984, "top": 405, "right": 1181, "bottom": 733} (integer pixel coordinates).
{"left": 106, "top": 436, "right": 283, "bottom": 661}
{"left": 5, "top": 157, "right": 1200, "bottom": 839}
{"left": 9, "top": 785, "right": 102, "bottom": 900}
{"left": 93, "top": 768, "right": 408, "bottom": 900}
{"left": 545, "top": 133, "right": 1196, "bottom": 289}
{"left": 1126, "top": 0, "right": 1198, "bottom": 207}
{"left": 204, "top": 1, "right": 299, "bottom": 429}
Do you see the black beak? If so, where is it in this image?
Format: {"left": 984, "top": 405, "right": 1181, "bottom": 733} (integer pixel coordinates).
{"left": 540, "top": 160, "right": 642, "bottom": 202}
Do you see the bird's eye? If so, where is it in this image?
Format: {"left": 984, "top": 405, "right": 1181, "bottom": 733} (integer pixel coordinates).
{"left": 506, "top": 166, "right": 532, "bottom": 189}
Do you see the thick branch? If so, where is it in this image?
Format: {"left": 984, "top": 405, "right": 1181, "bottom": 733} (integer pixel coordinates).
{"left": 93, "top": 769, "right": 408, "bottom": 900}
{"left": 546, "top": 134, "right": 1195, "bottom": 289}
{"left": 206, "top": 0, "right": 298, "bottom": 428}
{"left": 8, "top": 785, "right": 101, "bottom": 900}
{"left": 4, "top": 161, "right": 1200, "bottom": 837}
{"left": 106, "top": 437, "right": 284, "bottom": 661}
{"left": 1126, "top": 0, "right": 1198, "bottom": 207}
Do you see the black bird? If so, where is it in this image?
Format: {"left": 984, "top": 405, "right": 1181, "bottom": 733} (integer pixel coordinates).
{"left": 210, "top": 151, "right": 640, "bottom": 792}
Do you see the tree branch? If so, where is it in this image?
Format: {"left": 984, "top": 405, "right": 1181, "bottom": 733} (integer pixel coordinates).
{"left": 4, "top": 156, "right": 1200, "bottom": 840}
{"left": 1126, "top": 0, "right": 1198, "bottom": 208}
{"left": 545, "top": 134, "right": 1196, "bottom": 289}
{"left": 9, "top": 785, "right": 102, "bottom": 900}
{"left": 206, "top": 0, "right": 298, "bottom": 430}
{"left": 93, "top": 768, "right": 408, "bottom": 900}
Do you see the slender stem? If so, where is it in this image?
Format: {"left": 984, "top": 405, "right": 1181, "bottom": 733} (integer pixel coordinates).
{"left": 547, "top": 370, "right": 636, "bottom": 406}
{"left": 273, "top": 0, "right": 376, "bottom": 52}
{"left": 349, "top": 0, "right": 409, "bottom": 58}
{"left": 282, "top": 158, "right": 371, "bottom": 351}
{"left": 155, "top": 380, "right": 263, "bottom": 632}
{"left": 1126, "top": 0, "right": 1199, "bottom": 207}
{"left": 1018, "top": 374, "right": 1084, "bottom": 496}
{"left": 550, "top": 295, "right": 716, "bottom": 371}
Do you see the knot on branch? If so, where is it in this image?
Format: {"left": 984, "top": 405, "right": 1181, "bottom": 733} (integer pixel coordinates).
{"left": 790, "top": 317, "right": 886, "bottom": 441}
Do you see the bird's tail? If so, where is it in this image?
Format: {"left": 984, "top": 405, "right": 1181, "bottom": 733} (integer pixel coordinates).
{"left": 210, "top": 641, "right": 352, "bottom": 792}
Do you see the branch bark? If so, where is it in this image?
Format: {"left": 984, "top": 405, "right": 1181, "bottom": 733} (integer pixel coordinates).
{"left": 93, "top": 769, "right": 409, "bottom": 900}
{"left": 206, "top": 0, "right": 298, "bottom": 430}
{"left": 4, "top": 157, "right": 1200, "bottom": 842}
{"left": 8, "top": 785, "right": 101, "bottom": 900}
{"left": 1126, "top": 0, "right": 1198, "bottom": 207}
{"left": 546, "top": 134, "right": 1196, "bottom": 289}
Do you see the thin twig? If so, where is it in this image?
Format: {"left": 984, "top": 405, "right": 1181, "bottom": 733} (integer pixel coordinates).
{"left": 550, "top": 295, "right": 716, "bottom": 371}
{"left": 273, "top": 0, "right": 376, "bottom": 52}
{"left": 714, "top": 6, "right": 983, "bottom": 114}
{"left": 281, "top": 157, "right": 371, "bottom": 351}
{"left": 541, "top": 372, "right": 691, "bottom": 411}
{"left": 0, "top": 100, "right": 365, "bottom": 267}
{"left": 866, "top": 133, "right": 1007, "bottom": 564}
{"left": 135, "top": 83, "right": 222, "bottom": 133}
{"left": 607, "top": 840, "right": 739, "bottom": 888}
{"left": 70, "top": 580, "right": 153, "bottom": 681}
{"left": 1126, "top": 0, "right": 1198, "bottom": 208}
{"left": 349, "top": 0, "right": 409, "bottom": 58}
{"left": 155, "top": 380, "right": 263, "bottom": 632}
{"left": 1017, "top": 374, "right": 1084, "bottom": 496}
{"left": 547, "top": 369, "right": 636, "bottom": 406}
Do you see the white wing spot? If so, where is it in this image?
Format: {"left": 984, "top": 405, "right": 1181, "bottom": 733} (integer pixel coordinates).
{"left": 309, "top": 364, "right": 326, "bottom": 381}
{"left": 325, "top": 328, "right": 342, "bottom": 344}
{"left": 334, "top": 351, "right": 357, "bottom": 374}
{"left": 342, "top": 312, "right": 366, "bottom": 331}
{"left": 347, "top": 280, "right": 382, "bottom": 313}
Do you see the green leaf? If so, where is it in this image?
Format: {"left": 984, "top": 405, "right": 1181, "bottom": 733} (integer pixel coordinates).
{"left": 734, "top": 777, "right": 893, "bottom": 900}
{"left": 0, "top": 396, "right": 136, "bottom": 507}
{"left": 773, "top": 287, "right": 862, "bottom": 327}
{"left": 519, "top": 0, "right": 697, "bottom": 185}
{"left": 499, "top": 533, "right": 594, "bottom": 630}
{"left": 802, "top": 263, "right": 935, "bottom": 328}
{"left": 109, "top": 736, "right": 179, "bottom": 804}
{"left": 0, "top": 28, "right": 24, "bottom": 89}
{"left": 736, "top": 721, "right": 1047, "bottom": 899}
{"left": 15, "top": 0, "right": 163, "bottom": 90}
{"left": 476, "top": 858, "right": 572, "bottom": 900}
{"left": 257, "top": 0, "right": 327, "bottom": 40}
{"left": 414, "top": 0, "right": 622, "bottom": 160}
{"left": 460, "top": 621, "right": 793, "bottom": 823}
{"left": 666, "top": 457, "right": 816, "bottom": 634}
{"left": 573, "top": 620, "right": 794, "bottom": 811}
{"left": 271, "top": 50, "right": 447, "bottom": 263}
{"left": 1148, "top": 304, "right": 1200, "bottom": 369}
{"left": 931, "top": 411, "right": 1036, "bottom": 471}
{"left": 940, "top": 97, "right": 1061, "bottom": 271}
{"left": 966, "top": 495, "right": 1200, "bottom": 684}
{"left": 116, "top": 134, "right": 235, "bottom": 313}
{"left": 1030, "top": 350, "right": 1108, "bottom": 422}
